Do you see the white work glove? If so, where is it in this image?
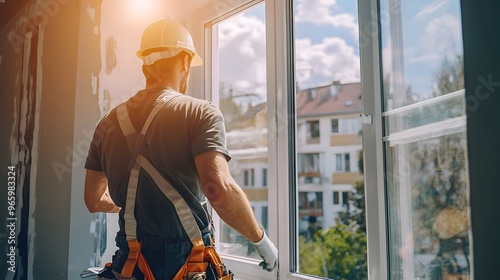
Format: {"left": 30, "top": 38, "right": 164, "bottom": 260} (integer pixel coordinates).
{"left": 252, "top": 231, "right": 278, "bottom": 272}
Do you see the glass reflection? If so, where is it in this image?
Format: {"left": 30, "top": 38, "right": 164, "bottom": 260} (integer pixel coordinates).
{"left": 215, "top": 3, "right": 268, "bottom": 259}
{"left": 293, "top": 0, "right": 367, "bottom": 278}
{"left": 380, "top": 0, "right": 471, "bottom": 279}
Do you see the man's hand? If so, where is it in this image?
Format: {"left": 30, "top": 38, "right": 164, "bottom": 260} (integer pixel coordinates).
{"left": 253, "top": 231, "right": 278, "bottom": 272}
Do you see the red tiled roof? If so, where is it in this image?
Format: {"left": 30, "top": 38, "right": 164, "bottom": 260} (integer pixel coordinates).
{"left": 296, "top": 82, "right": 362, "bottom": 117}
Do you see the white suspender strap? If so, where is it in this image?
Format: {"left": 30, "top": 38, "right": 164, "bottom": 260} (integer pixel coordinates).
{"left": 138, "top": 154, "right": 204, "bottom": 248}
{"left": 117, "top": 103, "right": 137, "bottom": 153}
{"left": 117, "top": 89, "right": 181, "bottom": 241}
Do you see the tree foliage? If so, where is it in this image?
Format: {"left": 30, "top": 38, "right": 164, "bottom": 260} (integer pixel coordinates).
{"left": 299, "top": 224, "right": 368, "bottom": 280}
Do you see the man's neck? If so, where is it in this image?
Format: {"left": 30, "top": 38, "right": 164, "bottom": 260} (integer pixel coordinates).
{"left": 145, "top": 81, "right": 179, "bottom": 92}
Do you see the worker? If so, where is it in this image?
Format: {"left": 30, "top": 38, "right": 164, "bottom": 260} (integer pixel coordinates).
{"left": 84, "top": 19, "right": 278, "bottom": 279}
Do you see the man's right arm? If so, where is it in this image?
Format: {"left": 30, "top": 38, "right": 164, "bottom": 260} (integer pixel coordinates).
{"left": 195, "top": 151, "right": 278, "bottom": 271}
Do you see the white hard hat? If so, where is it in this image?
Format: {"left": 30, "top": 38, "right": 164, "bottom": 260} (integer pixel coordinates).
{"left": 137, "top": 19, "right": 203, "bottom": 67}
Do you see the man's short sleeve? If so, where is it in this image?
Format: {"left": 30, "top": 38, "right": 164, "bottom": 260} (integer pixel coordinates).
{"left": 191, "top": 102, "right": 231, "bottom": 161}
{"left": 85, "top": 120, "right": 104, "bottom": 171}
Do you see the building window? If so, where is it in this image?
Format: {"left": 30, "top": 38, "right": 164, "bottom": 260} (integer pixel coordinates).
{"left": 306, "top": 120, "right": 320, "bottom": 139}
{"left": 331, "top": 119, "right": 339, "bottom": 133}
{"left": 345, "top": 153, "right": 350, "bottom": 172}
{"left": 299, "top": 153, "right": 320, "bottom": 175}
{"left": 299, "top": 192, "right": 323, "bottom": 211}
{"left": 243, "top": 168, "right": 255, "bottom": 187}
{"left": 335, "top": 153, "right": 350, "bottom": 172}
{"left": 333, "top": 191, "right": 340, "bottom": 205}
{"left": 342, "top": 192, "right": 349, "bottom": 207}
{"left": 262, "top": 168, "right": 268, "bottom": 187}
{"left": 338, "top": 117, "right": 362, "bottom": 134}
{"left": 262, "top": 206, "right": 268, "bottom": 233}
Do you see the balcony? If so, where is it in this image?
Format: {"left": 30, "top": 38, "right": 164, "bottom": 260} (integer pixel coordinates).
{"left": 332, "top": 172, "right": 363, "bottom": 184}
{"left": 330, "top": 133, "right": 361, "bottom": 146}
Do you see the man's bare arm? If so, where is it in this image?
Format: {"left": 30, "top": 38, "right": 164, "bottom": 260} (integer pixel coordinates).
{"left": 195, "top": 151, "right": 263, "bottom": 242}
{"left": 84, "top": 169, "right": 120, "bottom": 213}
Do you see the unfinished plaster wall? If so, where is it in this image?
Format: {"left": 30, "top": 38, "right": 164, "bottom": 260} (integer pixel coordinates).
{"left": 0, "top": 0, "right": 81, "bottom": 279}
{"left": 67, "top": 0, "right": 104, "bottom": 278}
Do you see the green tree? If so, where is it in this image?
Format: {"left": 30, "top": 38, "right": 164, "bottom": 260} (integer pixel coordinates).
{"left": 414, "top": 55, "right": 470, "bottom": 278}
{"left": 299, "top": 224, "right": 368, "bottom": 279}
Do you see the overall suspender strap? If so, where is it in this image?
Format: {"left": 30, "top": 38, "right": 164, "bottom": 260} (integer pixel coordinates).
{"left": 116, "top": 90, "right": 182, "bottom": 280}
{"left": 138, "top": 155, "right": 204, "bottom": 248}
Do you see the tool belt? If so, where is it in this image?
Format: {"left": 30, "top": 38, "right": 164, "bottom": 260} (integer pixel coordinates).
{"left": 102, "top": 89, "right": 233, "bottom": 280}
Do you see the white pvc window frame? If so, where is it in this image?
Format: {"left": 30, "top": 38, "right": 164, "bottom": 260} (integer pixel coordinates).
{"left": 358, "top": 0, "right": 389, "bottom": 279}
{"left": 202, "top": 0, "right": 389, "bottom": 279}
{"left": 203, "top": 1, "right": 279, "bottom": 279}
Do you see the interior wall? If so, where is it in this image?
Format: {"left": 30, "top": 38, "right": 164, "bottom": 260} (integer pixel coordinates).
{"left": 67, "top": 0, "right": 104, "bottom": 278}
{"left": 0, "top": 0, "right": 81, "bottom": 279}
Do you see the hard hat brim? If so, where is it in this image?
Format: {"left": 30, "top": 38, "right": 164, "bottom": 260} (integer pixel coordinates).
{"left": 191, "top": 53, "right": 203, "bottom": 67}
{"left": 137, "top": 49, "right": 203, "bottom": 67}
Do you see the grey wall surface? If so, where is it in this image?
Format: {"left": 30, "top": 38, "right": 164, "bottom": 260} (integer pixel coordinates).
{"left": 1, "top": 0, "right": 82, "bottom": 279}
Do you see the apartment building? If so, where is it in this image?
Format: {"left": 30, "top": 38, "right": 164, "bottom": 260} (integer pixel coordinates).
{"left": 296, "top": 81, "right": 363, "bottom": 233}
{"left": 225, "top": 81, "right": 363, "bottom": 236}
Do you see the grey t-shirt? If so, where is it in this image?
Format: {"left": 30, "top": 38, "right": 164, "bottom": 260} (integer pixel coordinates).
{"left": 85, "top": 87, "right": 230, "bottom": 241}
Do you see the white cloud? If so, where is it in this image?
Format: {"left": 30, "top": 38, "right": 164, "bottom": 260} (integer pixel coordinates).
{"left": 295, "top": 37, "right": 360, "bottom": 89}
{"left": 218, "top": 13, "right": 267, "bottom": 99}
{"left": 218, "top": 10, "right": 360, "bottom": 94}
{"left": 295, "top": 0, "right": 359, "bottom": 37}
{"left": 425, "top": 13, "right": 462, "bottom": 57}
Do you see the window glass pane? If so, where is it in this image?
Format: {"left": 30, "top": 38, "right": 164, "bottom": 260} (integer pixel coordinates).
{"left": 335, "top": 154, "right": 343, "bottom": 172}
{"left": 262, "top": 168, "right": 268, "bottom": 187}
{"left": 331, "top": 119, "right": 339, "bottom": 133}
{"left": 333, "top": 191, "right": 340, "bottom": 205}
{"left": 379, "top": 0, "right": 472, "bottom": 278}
{"left": 215, "top": 2, "right": 267, "bottom": 258}
{"left": 345, "top": 153, "right": 350, "bottom": 172}
{"left": 293, "top": 0, "right": 366, "bottom": 278}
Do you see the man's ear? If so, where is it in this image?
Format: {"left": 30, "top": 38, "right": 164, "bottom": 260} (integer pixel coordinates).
{"left": 181, "top": 52, "right": 193, "bottom": 72}
{"left": 181, "top": 53, "right": 191, "bottom": 73}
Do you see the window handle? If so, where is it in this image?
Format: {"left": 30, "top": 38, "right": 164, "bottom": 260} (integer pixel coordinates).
{"left": 360, "top": 114, "right": 373, "bottom": 125}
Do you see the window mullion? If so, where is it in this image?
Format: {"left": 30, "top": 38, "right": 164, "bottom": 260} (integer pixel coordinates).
{"left": 358, "top": 0, "right": 389, "bottom": 279}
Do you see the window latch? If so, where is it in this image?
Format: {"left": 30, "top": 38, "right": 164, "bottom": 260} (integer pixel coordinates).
{"left": 360, "top": 114, "right": 373, "bottom": 125}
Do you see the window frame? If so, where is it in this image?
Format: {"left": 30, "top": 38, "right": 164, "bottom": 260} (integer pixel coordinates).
{"left": 203, "top": 1, "right": 280, "bottom": 279}
{"left": 358, "top": 0, "right": 389, "bottom": 278}
{"left": 202, "top": 0, "right": 388, "bottom": 279}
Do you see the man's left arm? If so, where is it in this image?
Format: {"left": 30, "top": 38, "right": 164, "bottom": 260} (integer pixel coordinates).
{"left": 84, "top": 169, "right": 120, "bottom": 213}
